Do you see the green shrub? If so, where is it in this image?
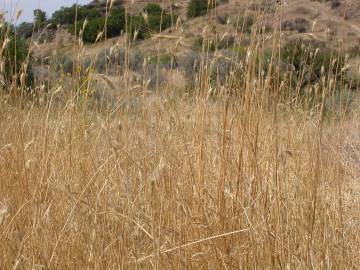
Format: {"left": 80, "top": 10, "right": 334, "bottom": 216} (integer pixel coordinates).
{"left": 235, "top": 15, "right": 254, "bottom": 33}
{"left": 187, "top": 0, "right": 212, "bottom": 18}
{"left": 94, "top": 51, "right": 108, "bottom": 73}
{"left": 282, "top": 39, "right": 345, "bottom": 86}
{"left": 127, "top": 4, "right": 174, "bottom": 40}
{"left": 1, "top": 25, "right": 33, "bottom": 89}
{"left": 127, "top": 15, "right": 146, "bottom": 40}
{"left": 107, "top": 7, "right": 126, "bottom": 37}
{"left": 149, "top": 53, "right": 172, "bottom": 65}
{"left": 143, "top": 3, "right": 163, "bottom": 14}
{"left": 193, "top": 35, "right": 236, "bottom": 51}
{"left": 145, "top": 63, "right": 167, "bottom": 89}
{"left": 76, "top": 7, "right": 125, "bottom": 43}
{"left": 17, "top": 22, "right": 34, "bottom": 39}
{"left": 210, "top": 57, "right": 233, "bottom": 87}
{"left": 79, "top": 17, "right": 105, "bottom": 43}
{"left": 94, "top": 48, "right": 144, "bottom": 74}
{"left": 181, "top": 52, "right": 201, "bottom": 86}
{"left": 129, "top": 50, "right": 146, "bottom": 72}
{"left": 323, "top": 87, "right": 356, "bottom": 115}
{"left": 51, "top": 54, "right": 74, "bottom": 74}
{"left": 281, "top": 39, "right": 348, "bottom": 103}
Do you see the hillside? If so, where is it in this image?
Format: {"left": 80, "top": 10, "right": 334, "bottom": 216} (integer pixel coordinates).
{"left": 29, "top": 0, "right": 360, "bottom": 100}
{"left": 35, "top": 0, "right": 360, "bottom": 50}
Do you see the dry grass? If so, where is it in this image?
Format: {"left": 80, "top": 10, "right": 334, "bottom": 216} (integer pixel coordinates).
{"left": 1, "top": 92, "right": 360, "bottom": 269}
{"left": 1, "top": 0, "right": 360, "bottom": 269}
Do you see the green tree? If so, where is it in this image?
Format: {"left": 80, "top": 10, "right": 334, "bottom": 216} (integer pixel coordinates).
{"left": 51, "top": 5, "right": 77, "bottom": 25}
{"left": 78, "top": 7, "right": 101, "bottom": 21}
{"left": 34, "top": 9, "right": 47, "bottom": 30}
{"left": 51, "top": 5, "right": 100, "bottom": 26}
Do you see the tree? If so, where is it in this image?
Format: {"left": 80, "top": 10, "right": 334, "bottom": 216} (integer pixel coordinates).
{"left": 34, "top": 9, "right": 47, "bottom": 30}
{"left": 51, "top": 5, "right": 101, "bottom": 26}
{"left": 78, "top": 6, "right": 101, "bottom": 21}
{"left": 51, "top": 5, "right": 77, "bottom": 25}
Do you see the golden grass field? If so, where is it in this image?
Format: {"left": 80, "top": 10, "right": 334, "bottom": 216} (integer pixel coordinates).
{"left": 1, "top": 89, "right": 360, "bottom": 269}
{"left": 1, "top": 0, "right": 360, "bottom": 268}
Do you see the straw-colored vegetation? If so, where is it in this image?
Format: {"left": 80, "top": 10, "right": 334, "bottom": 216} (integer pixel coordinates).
{"left": 0, "top": 0, "right": 360, "bottom": 268}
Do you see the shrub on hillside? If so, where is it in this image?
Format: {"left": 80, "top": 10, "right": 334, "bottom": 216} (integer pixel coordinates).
{"left": 193, "top": 35, "right": 236, "bottom": 51}
{"left": 107, "top": 7, "right": 126, "bottom": 37}
{"left": 181, "top": 52, "right": 201, "bottom": 88}
{"left": 76, "top": 7, "right": 125, "bottom": 43}
{"left": 129, "top": 50, "right": 146, "bottom": 72}
{"left": 149, "top": 53, "right": 172, "bottom": 66}
{"left": 17, "top": 22, "right": 34, "bottom": 39}
{"left": 94, "top": 51, "right": 108, "bottom": 73}
{"left": 143, "top": 3, "right": 163, "bottom": 14}
{"left": 331, "top": 0, "right": 341, "bottom": 9}
{"left": 210, "top": 57, "right": 233, "bottom": 87}
{"left": 282, "top": 18, "right": 309, "bottom": 33}
{"left": 187, "top": 0, "right": 211, "bottom": 18}
{"left": 1, "top": 25, "right": 34, "bottom": 89}
{"left": 127, "top": 15, "right": 146, "bottom": 40}
{"left": 94, "top": 48, "right": 145, "bottom": 74}
{"left": 127, "top": 4, "right": 174, "bottom": 40}
{"left": 281, "top": 39, "right": 346, "bottom": 87}
{"left": 217, "top": 13, "right": 230, "bottom": 25}
{"left": 146, "top": 63, "right": 168, "bottom": 89}
{"left": 79, "top": 17, "right": 104, "bottom": 43}
{"left": 234, "top": 15, "right": 254, "bottom": 33}
{"left": 51, "top": 54, "right": 74, "bottom": 74}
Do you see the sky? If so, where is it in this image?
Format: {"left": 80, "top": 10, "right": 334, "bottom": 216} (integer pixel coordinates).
{"left": 1, "top": 0, "right": 91, "bottom": 23}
